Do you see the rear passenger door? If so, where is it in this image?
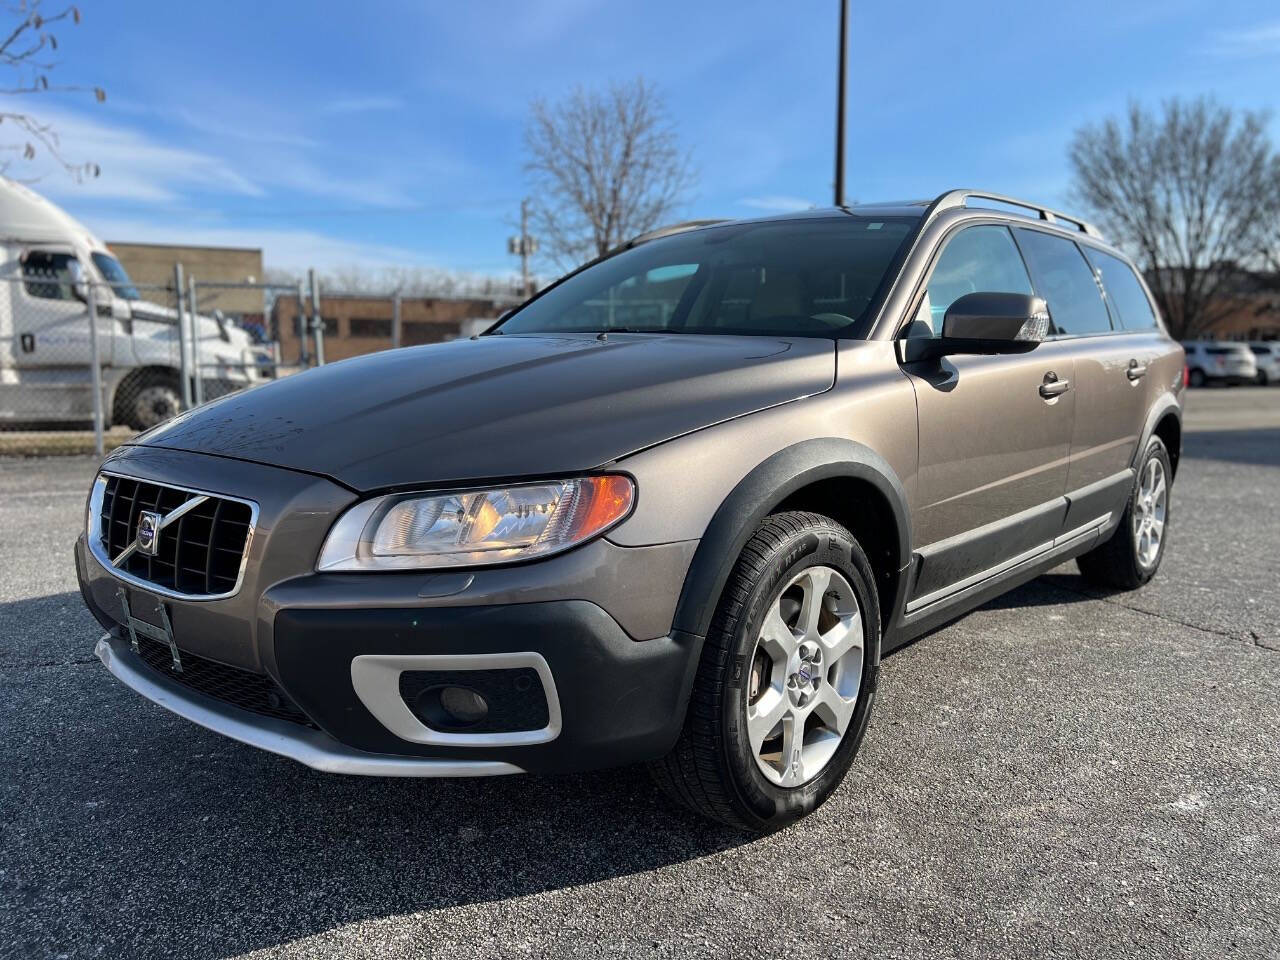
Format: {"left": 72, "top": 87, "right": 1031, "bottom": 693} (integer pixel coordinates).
{"left": 901, "top": 224, "right": 1076, "bottom": 607}
{"left": 1016, "top": 229, "right": 1155, "bottom": 531}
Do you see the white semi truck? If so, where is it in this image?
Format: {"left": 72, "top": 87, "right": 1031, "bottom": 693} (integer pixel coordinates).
{"left": 0, "top": 178, "right": 259, "bottom": 430}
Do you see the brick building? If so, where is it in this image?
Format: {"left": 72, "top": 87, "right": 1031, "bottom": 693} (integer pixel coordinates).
{"left": 108, "top": 242, "right": 265, "bottom": 322}
{"left": 271, "top": 293, "right": 517, "bottom": 364}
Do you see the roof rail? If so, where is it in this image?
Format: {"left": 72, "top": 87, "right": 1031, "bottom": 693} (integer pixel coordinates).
{"left": 624, "top": 219, "right": 728, "bottom": 248}
{"left": 923, "top": 190, "right": 1102, "bottom": 239}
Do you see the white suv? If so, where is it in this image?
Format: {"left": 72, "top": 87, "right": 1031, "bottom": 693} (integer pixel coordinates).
{"left": 1247, "top": 342, "right": 1280, "bottom": 386}
{"left": 1183, "top": 341, "right": 1257, "bottom": 387}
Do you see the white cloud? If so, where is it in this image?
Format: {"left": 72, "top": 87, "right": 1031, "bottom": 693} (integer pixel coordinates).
{"left": 22, "top": 107, "right": 264, "bottom": 203}
{"left": 86, "top": 215, "right": 426, "bottom": 273}
{"left": 13, "top": 106, "right": 421, "bottom": 210}
{"left": 1208, "top": 21, "right": 1280, "bottom": 58}
{"left": 322, "top": 96, "right": 405, "bottom": 114}
{"left": 737, "top": 195, "right": 817, "bottom": 213}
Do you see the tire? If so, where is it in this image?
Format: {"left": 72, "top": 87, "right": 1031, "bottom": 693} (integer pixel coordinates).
{"left": 1076, "top": 436, "right": 1172, "bottom": 590}
{"left": 649, "top": 511, "right": 881, "bottom": 832}
{"left": 122, "top": 372, "right": 182, "bottom": 431}
{"left": 1188, "top": 368, "right": 1206, "bottom": 388}
{"left": 1259, "top": 370, "right": 1270, "bottom": 387}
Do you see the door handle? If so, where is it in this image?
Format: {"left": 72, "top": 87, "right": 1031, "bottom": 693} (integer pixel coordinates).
{"left": 1126, "top": 359, "right": 1148, "bottom": 381}
{"left": 1039, "top": 372, "right": 1070, "bottom": 399}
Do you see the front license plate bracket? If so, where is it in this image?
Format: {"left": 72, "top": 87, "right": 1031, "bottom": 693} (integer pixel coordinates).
{"left": 117, "top": 587, "right": 183, "bottom": 673}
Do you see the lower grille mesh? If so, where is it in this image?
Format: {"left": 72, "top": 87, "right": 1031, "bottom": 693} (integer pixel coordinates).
{"left": 131, "top": 634, "right": 315, "bottom": 728}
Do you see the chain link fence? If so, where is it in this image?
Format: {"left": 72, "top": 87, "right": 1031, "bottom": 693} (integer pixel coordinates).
{"left": 1, "top": 256, "right": 517, "bottom": 456}
{"left": 0, "top": 258, "right": 277, "bottom": 455}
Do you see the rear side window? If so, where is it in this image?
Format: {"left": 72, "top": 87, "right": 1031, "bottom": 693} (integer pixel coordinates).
{"left": 907, "top": 224, "right": 1033, "bottom": 337}
{"left": 1085, "top": 248, "right": 1159, "bottom": 331}
{"left": 1014, "top": 229, "right": 1112, "bottom": 336}
{"left": 21, "top": 250, "right": 78, "bottom": 301}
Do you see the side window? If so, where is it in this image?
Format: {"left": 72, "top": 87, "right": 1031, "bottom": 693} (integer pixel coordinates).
{"left": 907, "top": 225, "right": 1032, "bottom": 337}
{"left": 1014, "top": 229, "right": 1112, "bottom": 336}
{"left": 21, "top": 250, "right": 78, "bottom": 301}
{"left": 1085, "top": 248, "right": 1159, "bottom": 331}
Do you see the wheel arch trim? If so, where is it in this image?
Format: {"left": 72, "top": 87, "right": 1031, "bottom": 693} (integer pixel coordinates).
{"left": 1134, "top": 394, "right": 1183, "bottom": 478}
{"left": 670, "top": 437, "right": 912, "bottom": 640}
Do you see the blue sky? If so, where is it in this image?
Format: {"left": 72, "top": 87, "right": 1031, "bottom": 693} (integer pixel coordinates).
{"left": 21, "top": 0, "right": 1280, "bottom": 278}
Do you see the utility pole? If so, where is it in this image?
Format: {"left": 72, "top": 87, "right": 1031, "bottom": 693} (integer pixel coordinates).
{"left": 834, "top": 0, "right": 849, "bottom": 207}
{"left": 509, "top": 198, "right": 538, "bottom": 298}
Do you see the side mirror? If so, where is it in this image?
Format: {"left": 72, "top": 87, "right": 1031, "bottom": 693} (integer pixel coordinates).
{"left": 901, "top": 292, "right": 1049, "bottom": 363}
{"left": 213, "top": 309, "right": 231, "bottom": 343}
{"left": 66, "top": 259, "right": 90, "bottom": 304}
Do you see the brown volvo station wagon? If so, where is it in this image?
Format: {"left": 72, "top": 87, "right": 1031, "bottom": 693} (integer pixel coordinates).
{"left": 76, "top": 190, "right": 1185, "bottom": 831}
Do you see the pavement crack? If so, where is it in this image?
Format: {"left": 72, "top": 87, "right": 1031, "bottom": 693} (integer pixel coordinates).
{"left": 1049, "top": 580, "right": 1278, "bottom": 653}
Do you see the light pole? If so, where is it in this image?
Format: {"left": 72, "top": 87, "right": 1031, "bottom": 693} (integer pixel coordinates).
{"left": 834, "top": 0, "right": 849, "bottom": 207}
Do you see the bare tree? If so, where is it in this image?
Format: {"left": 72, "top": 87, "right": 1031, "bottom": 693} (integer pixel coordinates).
{"left": 524, "top": 77, "right": 694, "bottom": 270}
{"left": 265, "top": 265, "right": 521, "bottom": 299}
{"left": 0, "top": 1, "right": 105, "bottom": 180}
{"left": 1069, "top": 97, "right": 1280, "bottom": 340}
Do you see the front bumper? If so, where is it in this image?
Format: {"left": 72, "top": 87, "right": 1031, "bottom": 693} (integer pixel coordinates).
{"left": 76, "top": 445, "right": 701, "bottom": 777}
{"left": 94, "top": 633, "right": 520, "bottom": 777}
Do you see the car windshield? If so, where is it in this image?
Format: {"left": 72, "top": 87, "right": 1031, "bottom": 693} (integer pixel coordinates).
{"left": 494, "top": 217, "right": 917, "bottom": 338}
{"left": 91, "top": 252, "right": 140, "bottom": 300}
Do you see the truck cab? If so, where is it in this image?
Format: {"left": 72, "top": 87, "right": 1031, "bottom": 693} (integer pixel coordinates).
{"left": 0, "top": 178, "right": 259, "bottom": 430}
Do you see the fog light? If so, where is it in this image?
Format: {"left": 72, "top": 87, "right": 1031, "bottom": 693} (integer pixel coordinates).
{"left": 439, "top": 685, "right": 488, "bottom": 725}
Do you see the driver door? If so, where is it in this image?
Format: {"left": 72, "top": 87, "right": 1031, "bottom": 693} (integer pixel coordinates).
{"left": 12, "top": 248, "right": 111, "bottom": 368}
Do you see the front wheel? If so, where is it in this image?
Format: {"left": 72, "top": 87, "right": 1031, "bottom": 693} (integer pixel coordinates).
{"left": 124, "top": 373, "right": 182, "bottom": 431}
{"left": 1188, "top": 368, "right": 1206, "bottom": 388}
{"left": 649, "top": 511, "right": 880, "bottom": 832}
{"left": 1076, "top": 436, "right": 1172, "bottom": 590}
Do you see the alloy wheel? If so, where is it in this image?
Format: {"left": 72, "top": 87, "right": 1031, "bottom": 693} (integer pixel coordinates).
{"left": 745, "top": 565, "right": 864, "bottom": 788}
{"left": 1133, "top": 457, "right": 1168, "bottom": 568}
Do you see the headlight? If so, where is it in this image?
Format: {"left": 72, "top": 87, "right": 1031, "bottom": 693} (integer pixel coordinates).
{"left": 316, "top": 475, "right": 634, "bottom": 571}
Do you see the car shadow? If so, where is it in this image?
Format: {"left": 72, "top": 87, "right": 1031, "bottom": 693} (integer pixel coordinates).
{"left": 0, "top": 592, "right": 755, "bottom": 959}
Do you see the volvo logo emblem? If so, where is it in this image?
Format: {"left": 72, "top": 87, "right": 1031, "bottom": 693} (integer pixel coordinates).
{"left": 136, "top": 510, "right": 163, "bottom": 557}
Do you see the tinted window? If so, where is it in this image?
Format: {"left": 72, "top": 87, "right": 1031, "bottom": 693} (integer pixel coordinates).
{"left": 907, "top": 225, "right": 1033, "bottom": 337}
{"left": 1015, "top": 229, "right": 1112, "bottom": 336}
{"left": 21, "top": 250, "right": 78, "bottom": 301}
{"left": 496, "top": 218, "right": 916, "bottom": 338}
{"left": 1084, "top": 248, "right": 1158, "bottom": 331}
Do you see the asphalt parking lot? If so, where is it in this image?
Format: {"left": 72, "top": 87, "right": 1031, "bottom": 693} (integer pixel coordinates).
{"left": 2, "top": 388, "right": 1278, "bottom": 960}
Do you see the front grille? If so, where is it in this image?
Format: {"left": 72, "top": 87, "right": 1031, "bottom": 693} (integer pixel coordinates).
{"left": 100, "top": 475, "right": 253, "bottom": 597}
{"left": 132, "top": 633, "right": 316, "bottom": 728}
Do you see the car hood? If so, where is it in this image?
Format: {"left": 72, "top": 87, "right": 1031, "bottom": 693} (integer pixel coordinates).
{"left": 134, "top": 332, "right": 834, "bottom": 490}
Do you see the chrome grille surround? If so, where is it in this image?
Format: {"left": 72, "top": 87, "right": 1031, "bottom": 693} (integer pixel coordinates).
{"left": 87, "top": 471, "right": 259, "bottom": 601}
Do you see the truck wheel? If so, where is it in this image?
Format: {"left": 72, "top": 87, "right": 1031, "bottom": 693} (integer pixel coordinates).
{"left": 650, "top": 511, "right": 880, "bottom": 832}
{"left": 124, "top": 373, "right": 182, "bottom": 431}
{"left": 1188, "top": 368, "right": 1206, "bottom": 387}
{"left": 1076, "top": 436, "right": 1172, "bottom": 590}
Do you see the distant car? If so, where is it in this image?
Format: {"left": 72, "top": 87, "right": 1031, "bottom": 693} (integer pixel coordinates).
{"left": 1247, "top": 342, "right": 1280, "bottom": 386}
{"left": 78, "top": 189, "right": 1185, "bottom": 831}
{"left": 1182, "top": 341, "right": 1257, "bottom": 387}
